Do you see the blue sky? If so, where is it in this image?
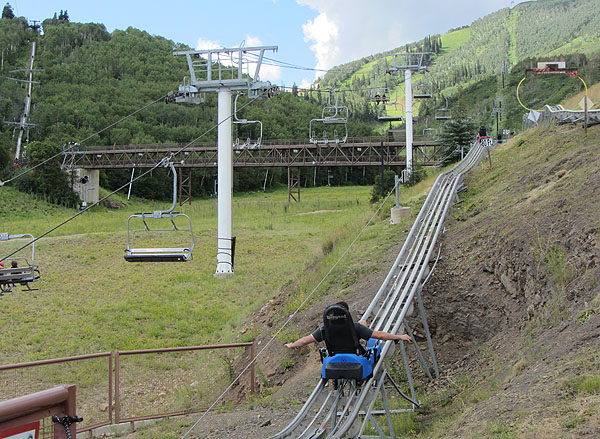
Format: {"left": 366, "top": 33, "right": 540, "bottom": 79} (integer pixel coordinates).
{"left": 8, "top": 0, "right": 528, "bottom": 88}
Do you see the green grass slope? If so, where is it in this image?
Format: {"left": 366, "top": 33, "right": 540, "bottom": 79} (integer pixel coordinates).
{"left": 0, "top": 171, "right": 448, "bottom": 427}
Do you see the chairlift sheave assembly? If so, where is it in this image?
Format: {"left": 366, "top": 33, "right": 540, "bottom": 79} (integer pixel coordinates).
{"left": 309, "top": 89, "right": 349, "bottom": 145}
{"left": 124, "top": 157, "right": 195, "bottom": 262}
{"left": 0, "top": 232, "right": 41, "bottom": 294}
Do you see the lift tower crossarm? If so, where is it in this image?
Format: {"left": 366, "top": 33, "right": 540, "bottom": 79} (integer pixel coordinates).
{"left": 173, "top": 46, "right": 278, "bottom": 93}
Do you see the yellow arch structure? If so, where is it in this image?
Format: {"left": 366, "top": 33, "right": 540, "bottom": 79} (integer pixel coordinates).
{"left": 516, "top": 74, "right": 588, "bottom": 112}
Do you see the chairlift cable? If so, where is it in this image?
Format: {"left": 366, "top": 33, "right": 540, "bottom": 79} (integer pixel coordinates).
{"left": 0, "top": 94, "right": 168, "bottom": 187}
{"left": 0, "top": 89, "right": 269, "bottom": 263}
{"left": 245, "top": 53, "right": 334, "bottom": 73}
{"left": 180, "top": 185, "right": 397, "bottom": 439}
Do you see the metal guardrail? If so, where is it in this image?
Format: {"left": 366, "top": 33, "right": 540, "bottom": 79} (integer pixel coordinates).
{"left": 272, "top": 139, "right": 492, "bottom": 438}
{"left": 114, "top": 343, "right": 255, "bottom": 424}
{"left": 522, "top": 104, "right": 600, "bottom": 131}
{"left": 0, "top": 385, "right": 77, "bottom": 439}
{"left": 0, "top": 343, "right": 254, "bottom": 434}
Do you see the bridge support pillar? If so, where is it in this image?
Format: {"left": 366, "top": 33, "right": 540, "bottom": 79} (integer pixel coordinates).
{"left": 179, "top": 168, "right": 192, "bottom": 206}
{"left": 288, "top": 167, "right": 300, "bottom": 203}
{"left": 73, "top": 168, "right": 99, "bottom": 208}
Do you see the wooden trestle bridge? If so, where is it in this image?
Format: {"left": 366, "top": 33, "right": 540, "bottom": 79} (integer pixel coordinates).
{"left": 63, "top": 136, "right": 441, "bottom": 169}
{"left": 62, "top": 136, "right": 441, "bottom": 202}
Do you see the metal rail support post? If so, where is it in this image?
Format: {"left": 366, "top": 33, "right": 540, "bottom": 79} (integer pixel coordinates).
{"left": 584, "top": 93, "right": 588, "bottom": 136}
{"left": 416, "top": 286, "right": 440, "bottom": 379}
{"left": 395, "top": 174, "right": 401, "bottom": 207}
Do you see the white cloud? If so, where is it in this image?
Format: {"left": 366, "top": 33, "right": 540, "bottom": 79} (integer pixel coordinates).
{"left": 300, "top": 79, "right": 313, "bottom": 89}
{"left": 298, "top": 0, "right": 405, "bottom": 81}
{"left": 297, "top": 0, "right": 532, "bottom": 84}
{"left": 196, "top": 37, "right": 223, "bottom": 51}
{"left": 302, "top": 11, "right": 339, "bottom": 80}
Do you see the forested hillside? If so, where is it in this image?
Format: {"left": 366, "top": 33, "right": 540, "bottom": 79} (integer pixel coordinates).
{"left": 0, "top": 11, "right": 376, "bottom": 199}
{"left": 1, "top": 0, "right": 599, "bottom": 202}
{"left": 316, "top": 0, "right": 600, "bottom": 134}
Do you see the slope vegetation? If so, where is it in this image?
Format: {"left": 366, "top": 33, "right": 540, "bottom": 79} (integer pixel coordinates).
{"left": 417, "top": 124, "right": 600, "bottom": 438}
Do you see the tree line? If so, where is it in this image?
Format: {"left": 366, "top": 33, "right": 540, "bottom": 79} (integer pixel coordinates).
{"left": 0, "top": 9, "right": 386, "bottom": 204}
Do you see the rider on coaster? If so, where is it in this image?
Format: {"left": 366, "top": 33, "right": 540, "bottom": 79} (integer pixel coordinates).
{"left": 285, "top": 301, "right": 411, "bottom": 349}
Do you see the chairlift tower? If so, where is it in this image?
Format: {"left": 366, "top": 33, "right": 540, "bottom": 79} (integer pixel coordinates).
{"left": 173, "top": 45, "right": 278, "bottom": 276}
{"left": 387, "top": 52, "right": 432, "bottom": 178}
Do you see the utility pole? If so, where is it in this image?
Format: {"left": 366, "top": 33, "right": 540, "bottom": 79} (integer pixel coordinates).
{"left": 6, "top": 21, "right": 41, "bottom": 167}
{"left": 173, "top": 45, "right": 278, "bottom": 276}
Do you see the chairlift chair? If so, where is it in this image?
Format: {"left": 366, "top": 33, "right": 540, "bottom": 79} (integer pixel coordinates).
{"left": 413, "top": 82, "right": 432, "bottom": 99}
{"left": 423, "top": 127, "right": 438, "bottom": 138}
{"left": 124, "top": 158, "right": 195, "bottom": 262}
{"left": 0, "top": 232, "right": 41, "bottom": 294}
{"left": 233, "top": 94, "right": 263, "bottom": 149}
{"left": 413, "top": 73, "right": 433, "bottom": 99}
{"left": 435, "top": 97, "right": 452, "bottom": 120}
{"left": 377, "top": 103, "right": 404, "bottom": 122}
{"left": 422, "top": 119, "right": 438, "bottom": 138}
{"left": 309, "top": 90, "right": 349, "bottom": 145}
{"left": 369, "top": 87, "right": 390, "bottom": 105}
{"left": 321, "top": 93, "right": 349, "bottom": 123}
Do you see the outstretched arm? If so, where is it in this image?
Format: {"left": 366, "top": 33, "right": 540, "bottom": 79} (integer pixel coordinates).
{"left": 359, "top": 320, "right": 412, "bottom": 343}
{"left": 285, "top": 334, "right": 317, "bottom": 349}
{"left": 371, "top": 331, "right": 412, "bottom": 343}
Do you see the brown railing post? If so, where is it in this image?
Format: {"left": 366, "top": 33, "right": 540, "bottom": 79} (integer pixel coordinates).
{"left": 114, "top": 351, "right": 120, "bottom": 424}
{"left": 108, "top": 352, "right": 113, "bottom": 424}
{"left": 53, "top": 384, "right": 77, "bottom": 439}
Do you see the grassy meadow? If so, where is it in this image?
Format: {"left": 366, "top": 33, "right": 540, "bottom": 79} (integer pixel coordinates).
{"left": 0, "top": 179, "right": 437, "bottom": 364}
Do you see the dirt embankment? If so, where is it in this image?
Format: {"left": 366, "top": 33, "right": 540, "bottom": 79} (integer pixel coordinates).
{"left": 417, "top": 125, "right": 600, "bottom": 438}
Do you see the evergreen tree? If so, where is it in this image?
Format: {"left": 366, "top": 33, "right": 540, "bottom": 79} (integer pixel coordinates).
{"left": 2, "top": 3, "right": 14, "bottom": 19}
{"left": 438, "top": 86, "right": 476, "bottom": 166}
{"left": 58, "top": 9, "right": 69, "bottom": 21}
